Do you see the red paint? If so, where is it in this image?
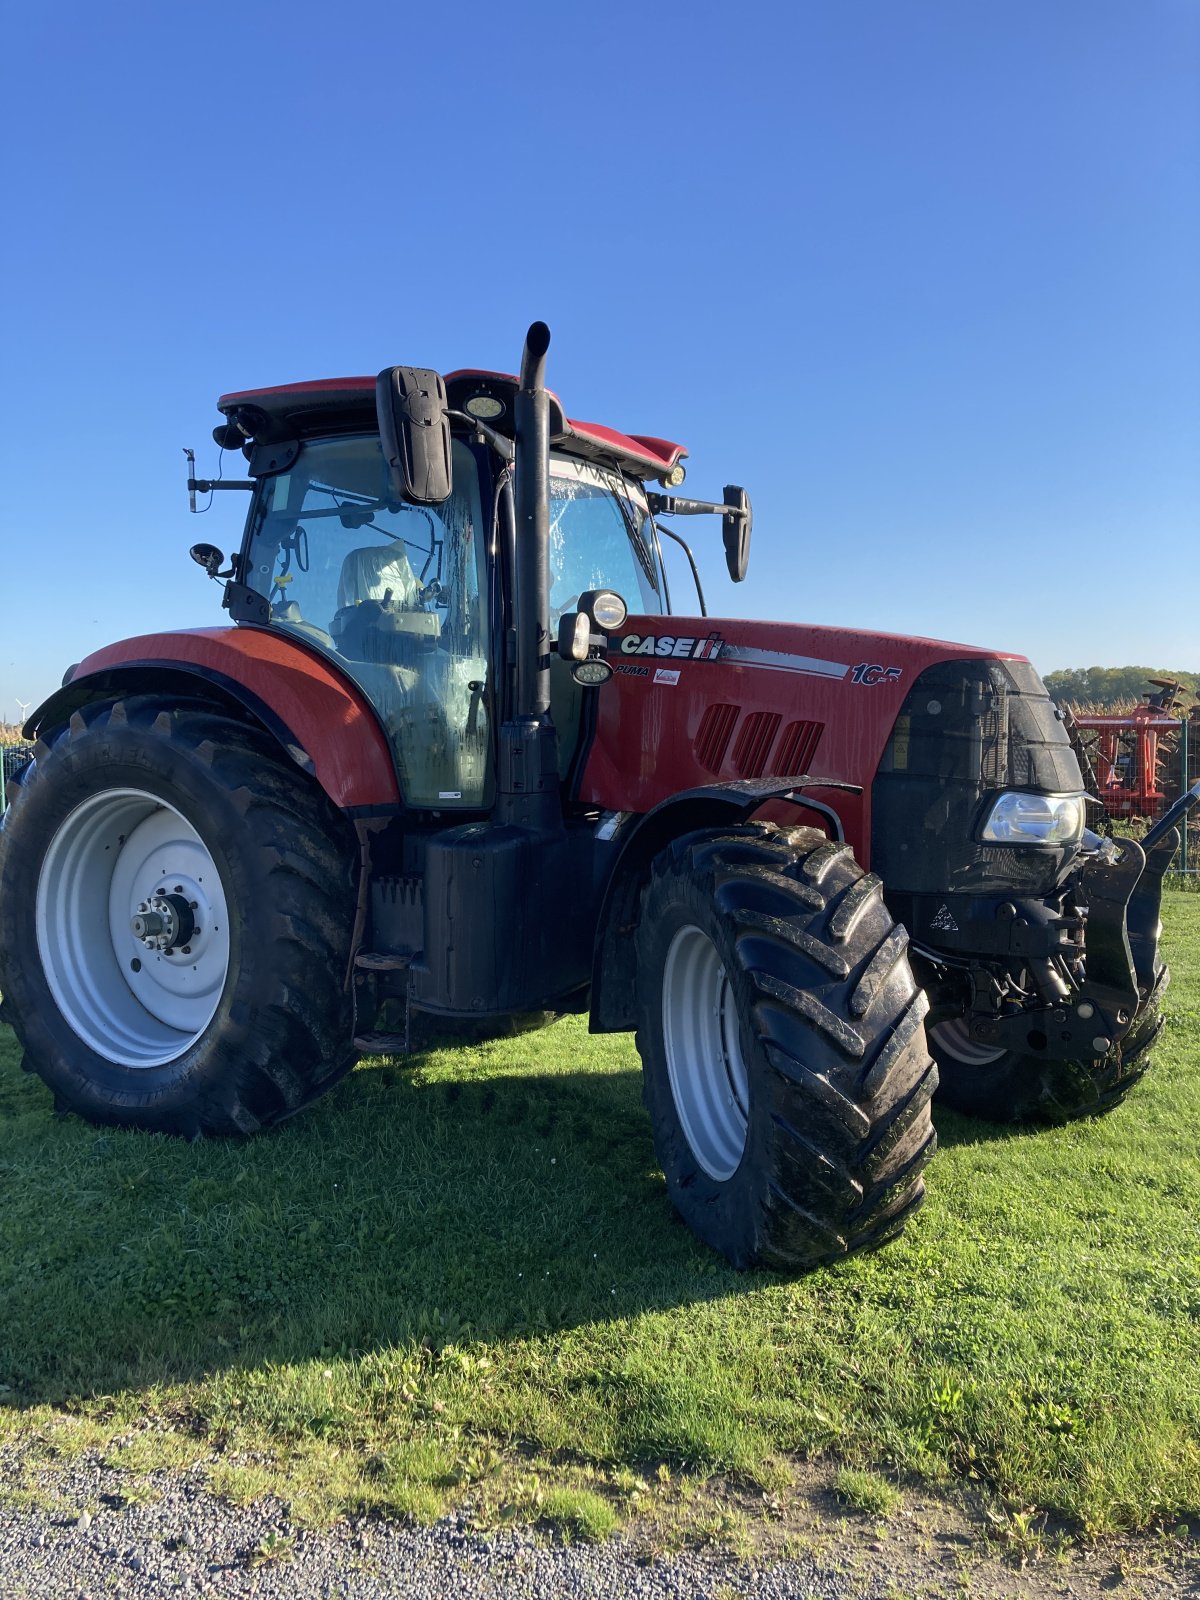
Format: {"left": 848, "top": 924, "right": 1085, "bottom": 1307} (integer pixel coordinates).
{"left": 75, "top": 628, "right": 400, "bottom": 809}
{"left": 579, "top": 618, "right": 1020, "bottom": 866}
{"left": 561, "top": 419, "right": 685, "bottom": 476}
{"left": 218, "top": 377, "right": 377, "bottom": 406}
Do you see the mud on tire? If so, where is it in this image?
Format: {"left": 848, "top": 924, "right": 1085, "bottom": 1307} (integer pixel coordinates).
{"left": 635, "top": 823, "right": 938, "bottom": 1272}
{"left": 0, "top": 697, "right": 358, "bottom": 1136}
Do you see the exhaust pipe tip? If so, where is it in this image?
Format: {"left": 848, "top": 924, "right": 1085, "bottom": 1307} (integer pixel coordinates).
{"left": 520, "top": 321, "right": 551, "bottom": 390}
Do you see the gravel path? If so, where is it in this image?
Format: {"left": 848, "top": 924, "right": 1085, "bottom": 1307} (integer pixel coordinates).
{"left": 1, "top": 1453, "right": 1196, "bottom": 1600}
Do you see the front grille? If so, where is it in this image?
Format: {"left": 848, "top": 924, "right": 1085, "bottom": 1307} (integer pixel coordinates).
{"left": 871, "top": 658, "right": 1081, "bottom": 895}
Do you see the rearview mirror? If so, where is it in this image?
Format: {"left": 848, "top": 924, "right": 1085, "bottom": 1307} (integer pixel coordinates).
{"left": 376, "top": 367, "right": 453, "bottom": 505}
{"left": 189, "top": 543, "right": 225, "bottom": 578}
{"left": 722, "top": 486, "right": 752, "bottom": 582}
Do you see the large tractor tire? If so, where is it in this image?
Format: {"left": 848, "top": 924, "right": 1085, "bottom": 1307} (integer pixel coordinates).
{"left": 929, "top": 963, "right": 1168, "bottom": 1123}
{"left": 634, "top": 824, "right": 938, "bottom": 1272}
{"left": 0, "top": 697, "right": 357, "bottom": 1136}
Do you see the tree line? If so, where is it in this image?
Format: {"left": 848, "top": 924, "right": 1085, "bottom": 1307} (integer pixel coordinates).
{"left": 1044, "top": 667, "right": 1199, "bottom": 710}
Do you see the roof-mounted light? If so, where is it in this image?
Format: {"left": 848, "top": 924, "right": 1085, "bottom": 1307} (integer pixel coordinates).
{"left": 465, "top": 394, "right": 504, "bottom": 420}
{"left": 660, "top": 462, "right": 686, "bottom": 489}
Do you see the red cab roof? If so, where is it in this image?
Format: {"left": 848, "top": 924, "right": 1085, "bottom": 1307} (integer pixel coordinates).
{"left": 217, "top": 370, "right": 687, "bottom": 481}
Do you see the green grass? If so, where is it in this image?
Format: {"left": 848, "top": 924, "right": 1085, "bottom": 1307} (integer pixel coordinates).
{"left": 1, "top": 895, "right": 1198, "bottom": 1538}
{"left": 833, "top": 1467, "right": 900, "bottom": 1518}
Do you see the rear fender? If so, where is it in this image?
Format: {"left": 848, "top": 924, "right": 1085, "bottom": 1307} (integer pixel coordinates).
{"left": 589, "top": 780, "right": 849, "bottom": 1033}
{"left": 26, "top": 627, "right": 401, "bottom": 812}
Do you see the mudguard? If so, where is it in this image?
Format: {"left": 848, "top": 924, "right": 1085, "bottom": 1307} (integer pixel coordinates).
{"left": 26, "top": 626, "right": 401, "bottom": 812}
{"left": 588, "top": 777, "right": 858, "bottom": 1033}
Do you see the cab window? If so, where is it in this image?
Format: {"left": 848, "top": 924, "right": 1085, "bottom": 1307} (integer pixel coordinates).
{"left": 548, "top": 457, "right": 662, "bottom": 627}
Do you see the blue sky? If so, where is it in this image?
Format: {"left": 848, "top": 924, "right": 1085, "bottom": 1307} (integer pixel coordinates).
{"left": 1, "top": 0, "right": 1196, "bottom": 715}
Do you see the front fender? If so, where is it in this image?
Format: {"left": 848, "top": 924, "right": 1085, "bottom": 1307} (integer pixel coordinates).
{"left": 28, "top": 626, "right": 401, "bottom": 812}
{"left": 588, "top": 779, "right": 854, "bottom": 1033}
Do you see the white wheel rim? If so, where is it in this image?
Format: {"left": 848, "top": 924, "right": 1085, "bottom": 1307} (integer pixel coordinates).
{"left": 661, "top": 924, "right": 749, "bottom": 1181}
{"left": 931, "top": 1017, "right": 1007, "bottom": 1067}
{"left": 35, "top": 788, "right": 231, "bottom": 1068}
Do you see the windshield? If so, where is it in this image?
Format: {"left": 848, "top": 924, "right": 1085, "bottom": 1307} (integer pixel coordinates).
{"left": 548, "top": 456, "right": 661, "bottom": 627}
{"left": 244, "top": 436, "right": 491, "bottom": 808}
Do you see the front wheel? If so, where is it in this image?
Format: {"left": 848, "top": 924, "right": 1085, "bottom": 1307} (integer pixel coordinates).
{"left": 0, "top": 697, "right": 358, "bottom": 1136}
{"left": 635, "top": 825, "right": 938, "bottom": 1272}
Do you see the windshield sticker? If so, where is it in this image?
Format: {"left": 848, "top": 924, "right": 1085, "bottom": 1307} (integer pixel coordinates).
{"left": 619, "top": 632, "right": 726, "bottom": 660}
{"left": 653, "top": 668, "right": 681, "bottom": 686}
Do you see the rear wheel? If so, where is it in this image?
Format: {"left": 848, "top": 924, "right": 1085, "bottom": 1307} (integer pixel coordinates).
{"left": 929, "top": 966, "right": 1168, "bottom": 1123}
{"left": 635, "top": 824, "right": 938, "bottom": 1272}
{"left": 0, "top": 698, "right": 357, "bottom": 1135}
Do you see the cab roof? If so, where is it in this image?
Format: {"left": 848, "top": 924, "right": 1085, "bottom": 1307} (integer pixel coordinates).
{"left": 216, "top": 370, "right": 687, "bottom": 482}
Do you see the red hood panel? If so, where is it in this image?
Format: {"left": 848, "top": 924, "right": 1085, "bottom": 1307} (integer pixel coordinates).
{"left": 581, "top": 616, "right": 1025, "bottom": 862}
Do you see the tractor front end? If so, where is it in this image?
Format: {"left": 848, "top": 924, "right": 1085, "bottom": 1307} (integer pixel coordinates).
{"left": 869, "top": 655, "right": 1192, "bottom": 1120}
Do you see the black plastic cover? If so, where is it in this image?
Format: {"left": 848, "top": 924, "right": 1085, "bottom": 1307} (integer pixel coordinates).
{"left": 871, "top": 658, "right": 1082, "bottom": 897}
{"left": 376, "top": 367, "right": 453, "bottom": 505}
{"left": 408, "top": 822, "right": 594, "bottom": 1015}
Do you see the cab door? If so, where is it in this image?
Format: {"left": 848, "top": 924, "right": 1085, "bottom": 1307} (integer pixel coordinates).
{"left": 545, "top": 456, "right": 664, "bottom": 780}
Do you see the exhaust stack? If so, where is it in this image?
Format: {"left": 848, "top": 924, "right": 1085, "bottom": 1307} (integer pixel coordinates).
{"left": 497, "top": 321, "right": 561, "bottom": 829}
{"left": 513, "top": 321, "right": 552, "bottom": 719}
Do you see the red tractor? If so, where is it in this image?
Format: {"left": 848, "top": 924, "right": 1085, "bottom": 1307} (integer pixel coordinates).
{"left": 1, "top": 325, "right": 1194, "bottom": 1271}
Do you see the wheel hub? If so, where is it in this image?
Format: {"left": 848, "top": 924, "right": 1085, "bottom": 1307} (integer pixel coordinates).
{"left": 130, "top": 878, "right": 206, "bottom": 954}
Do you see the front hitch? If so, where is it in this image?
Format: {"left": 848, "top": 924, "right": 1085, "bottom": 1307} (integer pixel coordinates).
{"left": 968, "top": 783, "right": 1199, "bottom": 1058}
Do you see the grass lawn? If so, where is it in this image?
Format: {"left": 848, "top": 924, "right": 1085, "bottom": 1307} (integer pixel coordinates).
{"left": 0, "top": 895, "right": 1197, "bottom": 1539}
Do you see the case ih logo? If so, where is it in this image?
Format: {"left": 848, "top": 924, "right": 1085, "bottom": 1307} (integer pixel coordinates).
{"left": 618, "top": 632, "right": 726, "bottom": 661}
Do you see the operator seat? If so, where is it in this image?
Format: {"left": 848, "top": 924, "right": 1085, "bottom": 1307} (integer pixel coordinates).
{"left": 330, "top": 539, "right": 423, "bottom": 718}
{"left": 336, "top": 541, "right": 420, "bottom": 613}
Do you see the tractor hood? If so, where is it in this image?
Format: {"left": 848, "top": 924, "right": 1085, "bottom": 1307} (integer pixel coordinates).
{"left": 579, "top": 614, "right": 1042, "bottom": 865}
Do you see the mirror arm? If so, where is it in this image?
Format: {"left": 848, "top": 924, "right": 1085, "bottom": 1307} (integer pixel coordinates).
{"left": 646, "top": 493, "right": 731, "bottom": 518}
{"left": 446, "top": 410, "right": 515, "bottom": 463}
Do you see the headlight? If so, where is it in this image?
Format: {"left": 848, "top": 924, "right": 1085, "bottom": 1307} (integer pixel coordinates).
{"left": 579, "top": 589, "right": 628, "bottom": 630}
{"left": 980, "top": 791, "right": 1086, "bottom": 846}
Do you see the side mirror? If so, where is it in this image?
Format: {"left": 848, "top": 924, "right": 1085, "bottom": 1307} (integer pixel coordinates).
{"left": 722, "top": 486, "right": 752, "bottom": 582}
{"left": 190, "top": 543, "right": 225, "bottom": 578}
{"left": 376, "top": 367, "right": 453, "bottom": 505}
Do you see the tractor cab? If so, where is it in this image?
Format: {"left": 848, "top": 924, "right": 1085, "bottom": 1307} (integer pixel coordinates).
{"left": 219, "top": 374, "right": 671, "bottom": 804}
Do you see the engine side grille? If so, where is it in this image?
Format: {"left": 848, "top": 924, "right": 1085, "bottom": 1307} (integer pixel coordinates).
{"left": 772, "top": 718, "right": 824, "bottom": 777}
{"left": 732, "top": 711, "right": 783, "bottom": 778}
{"left": 694, "top": 703, "right": 740, "bottom": 774}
